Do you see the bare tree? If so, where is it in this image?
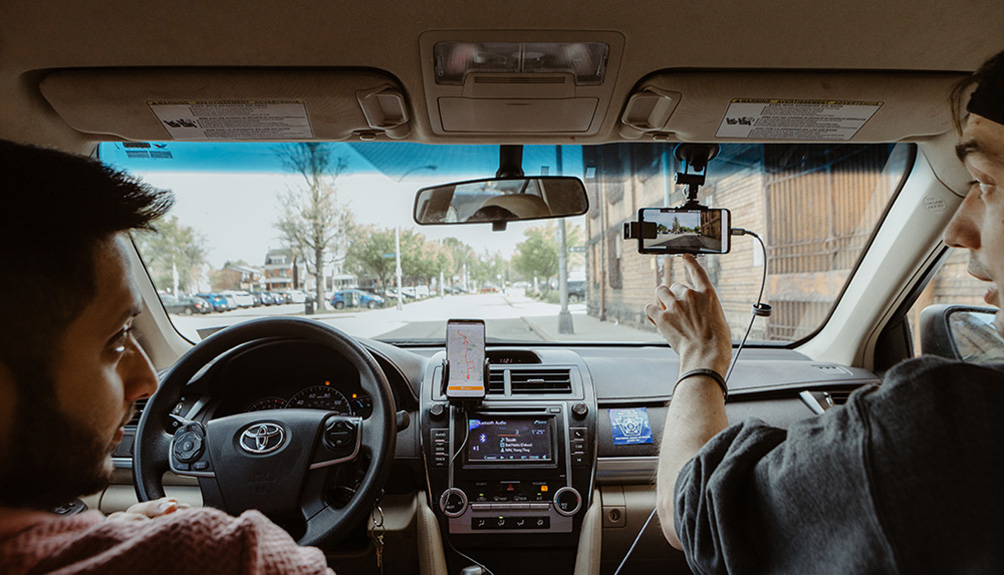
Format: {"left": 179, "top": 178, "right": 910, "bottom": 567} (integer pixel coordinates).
{"left": 274, "top": 143, "right": 354, "bottom": 308}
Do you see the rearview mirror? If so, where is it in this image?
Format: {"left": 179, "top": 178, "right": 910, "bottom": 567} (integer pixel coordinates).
{"left": 413, "top": 176, "right": 589, "bottom": 231}
{"left": 920, "top": 304, "right": 1004, "bottom": 363}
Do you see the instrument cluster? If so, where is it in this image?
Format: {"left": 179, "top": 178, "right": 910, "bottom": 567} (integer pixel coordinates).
{"left": 243, "top": 381, "right": 373, "bottom": 417}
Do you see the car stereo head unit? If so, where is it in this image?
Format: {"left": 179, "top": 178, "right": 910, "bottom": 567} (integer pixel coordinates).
{"left": 466, "top": 415, "right": 555, "bottom": 464}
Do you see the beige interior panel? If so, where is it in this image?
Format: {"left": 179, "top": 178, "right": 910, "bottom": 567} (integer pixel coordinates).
{"left": 39, "top": 68, "right": 412, "bottom": 142}
{"left": 439, "top": 97, "right": 598, "bottom": 132}
{"left": 629, "top": 71, "right": 967, "bottom": 143}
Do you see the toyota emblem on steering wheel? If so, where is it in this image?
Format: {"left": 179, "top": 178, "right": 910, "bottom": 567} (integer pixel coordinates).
{"left": 240, "top": 423, "right": 285, "bottom": 454}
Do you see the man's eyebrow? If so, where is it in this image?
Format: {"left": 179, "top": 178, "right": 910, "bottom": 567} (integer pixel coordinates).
{"left": 955, "top": 139, "right": 982, "bottom": 162}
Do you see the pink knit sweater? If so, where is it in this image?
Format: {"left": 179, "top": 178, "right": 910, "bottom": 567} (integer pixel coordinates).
{"left": 0, "top": 507, "right": 332, "bottom": 574}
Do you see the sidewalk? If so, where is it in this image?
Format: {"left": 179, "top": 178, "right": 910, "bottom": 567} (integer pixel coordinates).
{"left": 518, "top": 309, "right": 658, "bottom": 342}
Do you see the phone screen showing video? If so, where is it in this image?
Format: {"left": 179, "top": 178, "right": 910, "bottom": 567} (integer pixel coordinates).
{"left": 445, "top": 319, "right": 486, "bottom": 400}
{"left": 639, "top": 208, "right": 730, "bottom": 254}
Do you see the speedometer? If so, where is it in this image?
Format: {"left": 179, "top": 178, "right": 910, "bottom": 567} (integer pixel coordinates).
{"left": 286, "top": 385, "right": 353, "bottom": 414}
{"left": 246, "top": 397, "right": 287, "bottom": 412}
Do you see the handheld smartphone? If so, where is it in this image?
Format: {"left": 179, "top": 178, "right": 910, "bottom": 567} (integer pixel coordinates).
{"left": 445, "top": 319, "right": 487, "bottom": 400}
{"left": 638, "top": 207, "right": 731, "bottom": 254}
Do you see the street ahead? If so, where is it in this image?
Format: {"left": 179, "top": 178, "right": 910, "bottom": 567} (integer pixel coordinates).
{"left": 169, "top": 288, "right": 653, "bottom": 343}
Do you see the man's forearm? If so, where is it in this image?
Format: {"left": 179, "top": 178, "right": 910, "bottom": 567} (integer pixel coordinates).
{"left": 656, "top": 376, "right": 729, "bottom": 549}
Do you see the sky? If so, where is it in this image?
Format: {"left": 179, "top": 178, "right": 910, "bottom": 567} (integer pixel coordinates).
{"left": 100, "top": 142, "right": 587, "bottom": 268}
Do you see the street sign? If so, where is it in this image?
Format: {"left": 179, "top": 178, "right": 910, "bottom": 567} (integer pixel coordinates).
{"left": 382, "top": 253, "right": 396, "bottom": 259}
{"left": 568, "top": 246, "right": 586, "bottom": 253}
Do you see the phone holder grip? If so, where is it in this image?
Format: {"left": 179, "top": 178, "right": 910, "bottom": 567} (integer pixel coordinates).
{"left": 440, "top": 358, "right": 490, "bottom": 404}
{"left": 623, "top": 220, "right": 657, "bottom": 240}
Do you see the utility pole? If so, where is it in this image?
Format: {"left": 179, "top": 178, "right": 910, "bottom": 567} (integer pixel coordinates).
{"left": 392, "top": 165, "right": 437, "bottom": 311}
{"left": 556, "top": 146, "right": 574, "bottom": 334}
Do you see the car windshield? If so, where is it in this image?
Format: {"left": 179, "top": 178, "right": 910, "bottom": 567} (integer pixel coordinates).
{"left": 100, "top": 141, "right": 912, "bottom": 345}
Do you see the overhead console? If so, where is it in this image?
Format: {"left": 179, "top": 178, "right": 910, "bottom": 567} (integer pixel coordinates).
{"left": 418, "top": 31, "right": 625, "bottom": 136}
{"left": 420, "top": 348, "right": 596, "bottom": 556}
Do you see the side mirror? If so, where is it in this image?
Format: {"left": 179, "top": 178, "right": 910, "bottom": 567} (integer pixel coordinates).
{"left": 413, "top": 176, "right": 589, "bottom": 231}
{"left": 920, "top": 304, "right": 1004, "bottom": 363}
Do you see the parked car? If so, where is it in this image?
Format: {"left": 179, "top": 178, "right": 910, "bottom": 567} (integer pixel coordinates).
{"left": 222, "top": 290, "right": 254, "bottom": 308}
{"left": 159, "top": 294, "right": 211, "bottom": 315}
{"left": 330, "top": 289, "right": 385, "bottom": 309}
{"left": 194, "top": 292, "right": 230, "bottom": 312}
{"left": 567, "top": 280, "right": 586, "bottom": 303}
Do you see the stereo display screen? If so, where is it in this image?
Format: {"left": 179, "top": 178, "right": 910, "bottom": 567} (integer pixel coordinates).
{"left": 467, "top": 416, "right": 553, "bottom": 462}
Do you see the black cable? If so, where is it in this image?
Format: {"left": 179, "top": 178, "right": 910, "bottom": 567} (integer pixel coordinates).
{"left": 725, "top": 228, "right": 772, "bottom": 383}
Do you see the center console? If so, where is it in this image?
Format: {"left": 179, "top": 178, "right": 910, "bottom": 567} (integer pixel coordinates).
{"left": 421, "top": 349, "right": 596, "bottom": 549}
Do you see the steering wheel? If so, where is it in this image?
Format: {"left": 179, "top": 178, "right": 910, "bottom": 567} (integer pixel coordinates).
{"left": 134, "top": 317, "right": 397, "bottom": 548}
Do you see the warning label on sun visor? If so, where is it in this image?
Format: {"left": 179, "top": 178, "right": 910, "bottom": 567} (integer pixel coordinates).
{"left": 148, "top": 100, "right": 313, "bottom": 140}
{"left": 716, "top": 99, "right": 882, "bottom": 141}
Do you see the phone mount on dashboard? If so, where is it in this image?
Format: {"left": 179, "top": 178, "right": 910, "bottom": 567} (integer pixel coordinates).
{"left": 623, "top": 143, "right": 721, "bottom": 243}
{"left": 441, "top": 357, "right": 491, "bottom": 407}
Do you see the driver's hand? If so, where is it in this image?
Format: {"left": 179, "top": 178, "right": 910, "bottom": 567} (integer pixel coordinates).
{"left": 107, "top": 497, "right": 192, "bottom": 522}
{"left": 644, "top": 254, "right": 732, "bottom": 377}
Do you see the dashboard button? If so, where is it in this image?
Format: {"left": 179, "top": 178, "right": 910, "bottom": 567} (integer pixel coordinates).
{"left": 440, "top": 488, "right": 467, "bottom": 517}
{"left": 553, "top": 487, "right": 582, "bottom": 516}
{"left": 529, "top": 503, "right": 550, "bottom": 511}
{"left": 533, "top": 516, "right": 550, "bottom": 529}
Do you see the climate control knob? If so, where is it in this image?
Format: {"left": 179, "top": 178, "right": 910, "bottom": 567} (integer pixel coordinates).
{"left": 553, "top": 486, "right": 581, "bottom": 516}
{"left": 439, "top": 488, "right": 468, "bottom": 517}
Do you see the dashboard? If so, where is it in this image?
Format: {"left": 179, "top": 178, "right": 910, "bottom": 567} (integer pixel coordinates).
{"left": 119, "top": 336, "right": 879, "bottom": 574}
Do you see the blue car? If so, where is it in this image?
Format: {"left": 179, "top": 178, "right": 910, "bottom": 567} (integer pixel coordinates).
{"left": 330, "top": 289, "right": 384, "bottom": 310}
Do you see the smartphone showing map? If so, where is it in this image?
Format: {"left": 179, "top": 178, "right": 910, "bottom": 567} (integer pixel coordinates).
{"left": 445, "top": 319, "right": 487, "bottom": 400}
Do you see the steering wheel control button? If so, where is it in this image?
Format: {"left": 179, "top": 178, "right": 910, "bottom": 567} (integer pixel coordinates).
{"left": 239, "top": 422, "right": 285, "bottom": 455}
{"left": 323, "top": 418, "right": 359, "bottom": 457}
{"left": 440, "top": 488, "right": 468, "bottom": 517}
{"left": 172, "top": 424, "right": 205, "bottom": 463}
{"left": 553, "top": 487, "right": 582, "bottom": 516}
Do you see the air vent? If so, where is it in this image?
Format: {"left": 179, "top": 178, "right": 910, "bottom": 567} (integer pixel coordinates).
{"left": 488, "top": 370, "right": 506, "bottom": 395}
{"left": 126, "top": 398, "right": 148, "bottom": 428}
{"left": 510, "top": 368, "right": 572, "bottom": 394}
{"left": 799, "top": 389, "right": 854, "bottom": 415}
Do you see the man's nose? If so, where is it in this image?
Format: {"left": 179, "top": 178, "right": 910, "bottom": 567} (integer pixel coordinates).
{"left": 122, "top": 338, "right": 159, "bottom": 400}
{"left": 943, "top": 186, "right": 982, "bottom": 250}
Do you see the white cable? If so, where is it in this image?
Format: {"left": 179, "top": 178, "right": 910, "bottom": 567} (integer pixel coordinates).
{"left": 612, "top": 508, "right": 658, "bottom": 575}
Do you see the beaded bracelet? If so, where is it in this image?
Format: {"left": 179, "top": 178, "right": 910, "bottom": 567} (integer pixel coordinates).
{"left": 673, "top": 368, "right": 728, "bottom": 402}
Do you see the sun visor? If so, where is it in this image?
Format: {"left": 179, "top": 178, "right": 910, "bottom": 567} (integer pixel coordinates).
{"left": 39, "top": 68, "right": 412, "bottom": 141}
{"left": 619, "top": 71, "right": 967, "bottom": 143}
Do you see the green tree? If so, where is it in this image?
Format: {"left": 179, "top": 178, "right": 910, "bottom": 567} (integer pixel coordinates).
{"left": 344, "top": 226, "right": 397, "bottom": 288}
{"left": 511, "top": 226, "right": 559, "bottom": 290}
{"left": 132, "top": 216, "right": 208, "bottom": 294}
{"left": 274, "top": 143, "right": 354, "bottom": 305}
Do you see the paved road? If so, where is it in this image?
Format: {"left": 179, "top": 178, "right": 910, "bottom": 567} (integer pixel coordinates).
{"left": 170, "top": 288, "right": 655, "bottom": 343}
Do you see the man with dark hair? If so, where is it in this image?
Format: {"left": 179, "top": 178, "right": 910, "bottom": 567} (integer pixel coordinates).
{"left": 0, "top": 141, "right": 332, "bottom": 574}
{"left": 648, "top": 49, "right": 1004, "bottom": 574}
